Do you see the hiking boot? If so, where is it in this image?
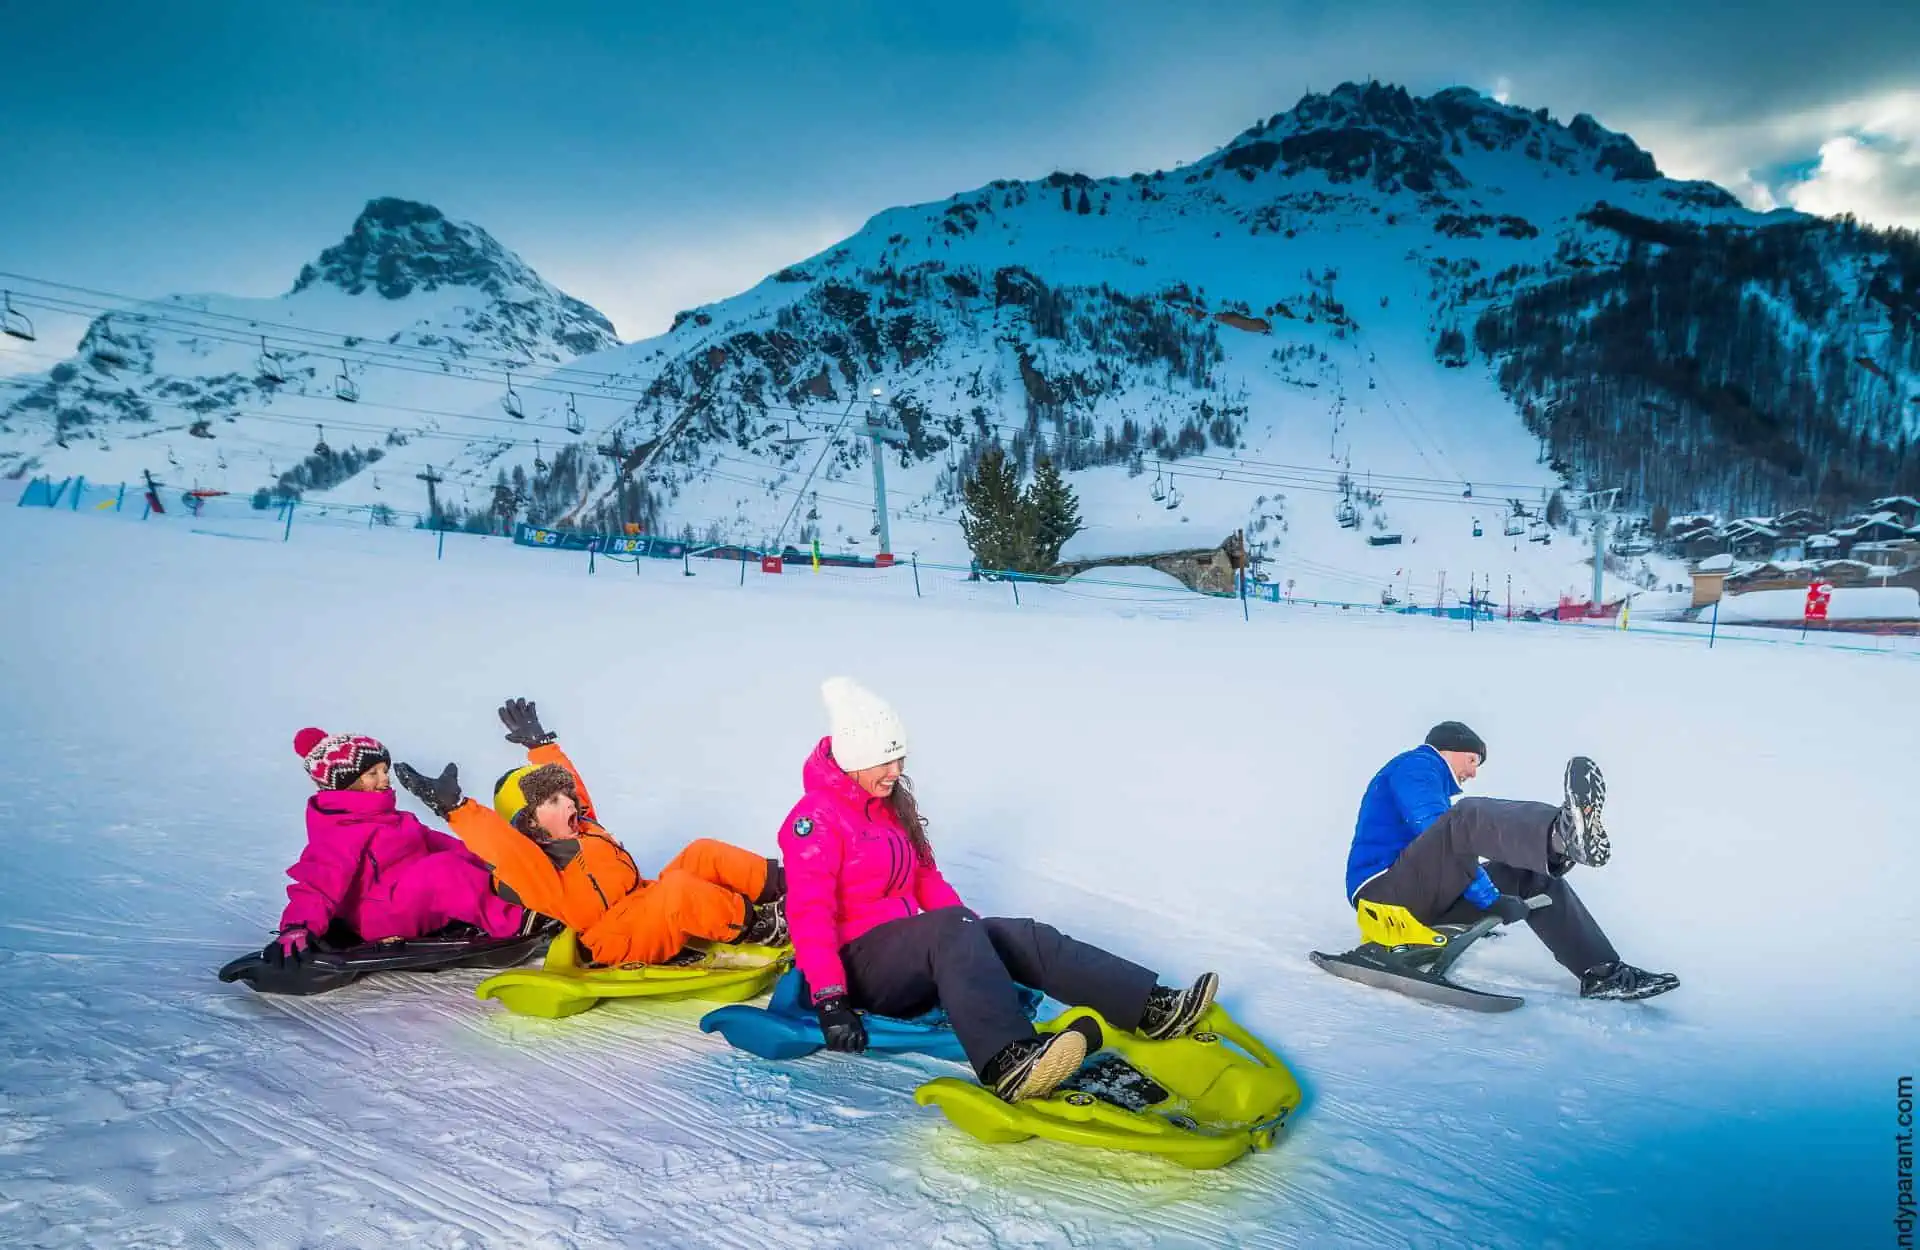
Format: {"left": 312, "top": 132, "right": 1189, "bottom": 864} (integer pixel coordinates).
{"left": 1551, "top": 757, "right": 1610, "bottom": 868}
{"left": 981, "top": 1029, "right": 1089, "bottom": 1103}
{"left": 1579, "top": 961, "right": 1679, "bottom": 1001}
{"left": 1138, "top": 972, "right": 1219, "bottom": 1040}
{"left": 738, "top": 895, "right": 788, "bottom": 947}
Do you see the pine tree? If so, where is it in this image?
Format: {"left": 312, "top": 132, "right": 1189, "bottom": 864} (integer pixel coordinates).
{"left": 1076, "top": 188, "right": 1091, "bottom": 215}
{"left": 1027, "top": 454, "right": 1083, "bottom": 567}
{"left": 960, "top": 445, "right": 1031, "bottom": 573}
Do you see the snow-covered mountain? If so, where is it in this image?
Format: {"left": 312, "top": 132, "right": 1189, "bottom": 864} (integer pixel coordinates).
{"left": 7, "top": 83, "right": 1916, "bottom": 608}
{"left": 0, "top": 197, "right": 618, "bottom": 506}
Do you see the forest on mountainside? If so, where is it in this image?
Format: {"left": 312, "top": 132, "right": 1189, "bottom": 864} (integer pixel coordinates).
{"left": 1475, "top": 208, "right": 1920, "bottom": 515}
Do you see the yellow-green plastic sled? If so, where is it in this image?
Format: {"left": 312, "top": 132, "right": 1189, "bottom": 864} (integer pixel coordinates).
{"left": 475, "top": 928, "right": 792, "bottom": 1019}
{"left": 913, "top": 1003, "right": 1301, "bottom": 1169}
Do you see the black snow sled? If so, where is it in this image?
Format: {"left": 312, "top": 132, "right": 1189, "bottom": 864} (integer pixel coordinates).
{"left": 217, "top": 922, "right": 550, "bottom": 996}
{"left": 1310, "top": 894, "right": 1550, "bottom": 1012}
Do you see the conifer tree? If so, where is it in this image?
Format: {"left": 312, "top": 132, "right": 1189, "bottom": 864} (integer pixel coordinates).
{"left": 960, "top": 445, "right": 1030, "bottom": 572}
{"left": 1028, "top": 454, "right": 1084, "bottom": 567}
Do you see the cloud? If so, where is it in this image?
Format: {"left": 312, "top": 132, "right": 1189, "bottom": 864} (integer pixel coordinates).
{"left": 1771, "top": 94, "right": 1920, "bottom": 228}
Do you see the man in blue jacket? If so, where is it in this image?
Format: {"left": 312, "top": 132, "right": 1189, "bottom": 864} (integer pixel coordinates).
{"left": 1346, "top": 722, "right": 1677, "bottom": 1000}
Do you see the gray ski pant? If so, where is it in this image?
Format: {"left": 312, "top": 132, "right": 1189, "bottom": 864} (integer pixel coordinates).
{"left": 1355, "top": 797, "right": 1619, "bottom": 976}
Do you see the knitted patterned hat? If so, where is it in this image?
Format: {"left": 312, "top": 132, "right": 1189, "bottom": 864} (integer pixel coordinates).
{"left": 293, "top": 727, "right": 391, "bottom": 790}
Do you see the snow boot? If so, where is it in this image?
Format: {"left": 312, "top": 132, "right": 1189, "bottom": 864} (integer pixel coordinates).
{"left": 1552, "top": 757, "right": 1610, "bottom": 868}
{"left": 1138, "top": 972, "right": 1219, "bottom": 1040}
{"left": 517, "top": 910, "right": 564, "bottom": 941}
{"left": 982, "top": 1029, "right": 1089, "bottom": 1103}
{"left": 738, "top": 895, "right": 788, "bottom": 947}
{"left": 1579, "top": 961, "right": 1679, "bottom": 1001}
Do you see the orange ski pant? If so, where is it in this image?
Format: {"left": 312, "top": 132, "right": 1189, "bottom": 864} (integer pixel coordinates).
{"left": 580, "top": 838, "right": 772, "bottom": 966}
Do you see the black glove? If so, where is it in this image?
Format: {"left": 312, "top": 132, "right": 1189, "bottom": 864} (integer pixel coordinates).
{"left": 263, "top": 925, "right": 313, "bottom": 968}
{"left": 498, "top": 698, "right": 556, "bottom": 748}
{"left": 395, "top": 762, "right": 463, "bottom": 819}
{"left": 815, "top": 994, "right": 868, "bottom": 1053}
{"left": 1487, "top": 894, "right": 1532, "bottom": 925}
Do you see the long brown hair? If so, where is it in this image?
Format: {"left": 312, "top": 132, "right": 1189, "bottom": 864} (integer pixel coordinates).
{"left": 887, "top": 774, "right": 937, "bottom": 867}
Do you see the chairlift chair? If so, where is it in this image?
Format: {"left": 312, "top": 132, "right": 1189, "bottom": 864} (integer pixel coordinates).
{"left": 1, "top": 292, "right": 33, "bottom": 342}
{"left": 1165, "top": 485, "right": 1183, "bottom": 510}
{"left": 503, "top": 371, "right": 525, "bottom": 420}
{"left": 1150, "top": 463, "right": 1167, "bottom": 501}
{"left": 88, "top": 315, "right": 130, "bottom": 369}
{"left": 333, "top": 359, "right": 359, "bottom": 403}
{"left": 1528, "top": 520, "right": 1550, "bottom": 544}
{"left": 314, "top": 424, "right": 331, "bottom": 457}
{"left": 1337, "top": 500, "right": 1359, "bottom": 529}
{"left": 1504, "top": 514, "right": 1525, "bottom": 537}
{"left": 534, "top": 439, "right": 548, "bottom": 472}
{"left": 256, "top": 336, "right": 286, "bottom": 385}
{"left": 1472, "top": 517, "right": 1483, "bottom": 538}
{"left": 562, "top": 394, "right": 582, "bottom": 433}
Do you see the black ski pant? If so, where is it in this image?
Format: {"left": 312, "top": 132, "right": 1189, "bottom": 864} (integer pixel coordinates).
{"left": 838, "top": 906, "right": 1159, "bottom": 1076}
{"left": 1356, "top": 797, "right": 1619, "bottom": 976}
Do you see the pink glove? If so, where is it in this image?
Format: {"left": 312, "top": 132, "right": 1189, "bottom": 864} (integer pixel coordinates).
{"left": 266, "top": 926, "right": 312, "bottom": 967}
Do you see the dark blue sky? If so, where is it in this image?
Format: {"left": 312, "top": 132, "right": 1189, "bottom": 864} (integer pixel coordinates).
{"left": 2, "top": 0, "right": 1916, "bottom": 367}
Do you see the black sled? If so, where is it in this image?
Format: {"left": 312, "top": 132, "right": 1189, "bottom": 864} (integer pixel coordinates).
{"left": 217, "top": 922, "right": 549, "bottom": 996}
{"left": 1310, "top": 895, "right": 1550, "bottom": 1012}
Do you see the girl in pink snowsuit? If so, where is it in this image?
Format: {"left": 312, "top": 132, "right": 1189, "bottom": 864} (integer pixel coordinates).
{"left": 269, "top": 728, "right": 532, "bottom": 964}
{"left": 780, "top": 678, "right": 1220, "bottom": 1105}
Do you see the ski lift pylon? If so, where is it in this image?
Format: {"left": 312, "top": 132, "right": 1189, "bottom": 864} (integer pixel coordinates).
{"left": 503, "top": 371, "right": 525, "bottom": 420}
{"left": 333, "top": 359, "right": 359, "bottom": 403}
{"left": 1, "top": 291, "right": 33, "bottom": 342}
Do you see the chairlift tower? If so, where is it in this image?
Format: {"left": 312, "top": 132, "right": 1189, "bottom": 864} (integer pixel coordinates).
{"left": 864, "top": 386, "right": 908, "bottom": 564}
{"left": 416, "top": 466, "right": 444, "bottom": 523}
{"left": 1573, "top": 487, "right": 1622, "bottom": 609}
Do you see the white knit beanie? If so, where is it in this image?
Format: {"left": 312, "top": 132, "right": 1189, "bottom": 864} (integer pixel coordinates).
{"left": 821, "top": 676, "right": 908, "bottom": 771}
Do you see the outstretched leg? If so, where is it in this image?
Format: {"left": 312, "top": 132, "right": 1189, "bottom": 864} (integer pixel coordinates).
{"left": 978, "top": 917, "right": 1159, "bottom": 1031}
{"left": 580, "top": 872, "right": 751, "bottom": 965}
{"left": 358, "top": 851, "right": 528, "bottom": 941}
{"left": 1361, "top": 796, "right": 1558, "bottom": 920}
{"left": 1481, "top": 864, "right": 1619, "bottom": 975}
{"left": 657, "top": 838, "right": 781, "bottom": 904}
{"left": 841, "top": 908, "right": 1038, "bottom": 1074}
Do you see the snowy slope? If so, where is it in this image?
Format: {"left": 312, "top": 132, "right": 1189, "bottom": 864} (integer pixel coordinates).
{"left": 0, "top": 198, "right": 619, "bottom": 514}
{"left": 0, "top": 503, "right": 1902, "bottom": 1248}
{"left": 0, "top": 84, "right": 1867, "bottom": 613}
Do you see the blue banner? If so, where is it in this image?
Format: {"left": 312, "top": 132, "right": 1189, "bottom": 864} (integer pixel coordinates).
{"left": 513, "top": 523, "right": 687, "bottom": 560}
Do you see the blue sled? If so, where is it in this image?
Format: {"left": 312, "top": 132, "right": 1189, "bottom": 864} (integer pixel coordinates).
{"left": 700, "top": 969, "right": 1042, "bottom": 1061}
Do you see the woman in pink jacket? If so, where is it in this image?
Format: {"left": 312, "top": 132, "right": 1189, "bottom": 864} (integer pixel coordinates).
{"left": 265, "top": 728, "right": 541, "bottom": 968}
{"left": 780, "top": 678, "right": 1218, "bottom": 1104}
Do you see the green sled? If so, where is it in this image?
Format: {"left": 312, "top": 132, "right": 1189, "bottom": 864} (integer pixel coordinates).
{"left": 475, "top": 928, "right": 792, "bottom": 1019}
{"left": 913, "top": 1002, "right": 1301, "bottom": 1169}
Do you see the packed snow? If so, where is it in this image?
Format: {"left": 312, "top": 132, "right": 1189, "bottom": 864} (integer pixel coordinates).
{"left": 0, "top": 499, "right": 1904, "bottom": 1248}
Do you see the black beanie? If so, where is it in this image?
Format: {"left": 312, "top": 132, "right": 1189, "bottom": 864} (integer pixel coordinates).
{"left": 1425, "top": 721, "right": 1487, "bottom": 761}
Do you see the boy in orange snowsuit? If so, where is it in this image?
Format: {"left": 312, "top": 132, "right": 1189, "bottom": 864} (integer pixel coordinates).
{"left": 395, "top": 699, "right": 786, "bottom": 966}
